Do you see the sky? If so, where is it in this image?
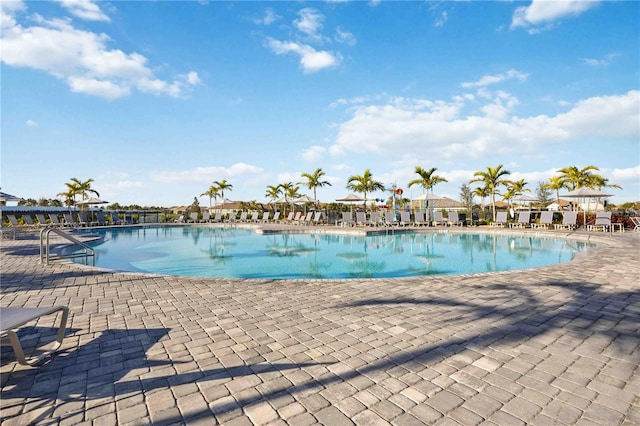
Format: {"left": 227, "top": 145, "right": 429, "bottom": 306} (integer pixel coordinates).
{"left": 2, "top": 0, "right": 639, "bottom": 208}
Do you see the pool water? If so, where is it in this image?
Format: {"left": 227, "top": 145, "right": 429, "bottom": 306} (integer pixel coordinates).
{"left": 74, "top": 226, "right": 594, "bottom": 279}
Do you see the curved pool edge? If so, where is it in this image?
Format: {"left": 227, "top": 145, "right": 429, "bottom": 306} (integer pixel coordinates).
{"left": 59, "top": 224, "right": 632, "bottom": 282}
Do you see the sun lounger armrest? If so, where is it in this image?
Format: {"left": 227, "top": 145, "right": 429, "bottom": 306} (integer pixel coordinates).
{"left": 0, "top": 306, "right": 69, "bottom": 366}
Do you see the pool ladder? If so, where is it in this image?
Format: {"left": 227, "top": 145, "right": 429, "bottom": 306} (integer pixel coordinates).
{"left": 40, "top": 227, "right": 95, "bottom": 266}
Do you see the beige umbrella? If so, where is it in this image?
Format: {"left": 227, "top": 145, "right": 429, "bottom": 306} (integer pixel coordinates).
{"left": 560, "top": 188, "right": 612, "bottom": 228}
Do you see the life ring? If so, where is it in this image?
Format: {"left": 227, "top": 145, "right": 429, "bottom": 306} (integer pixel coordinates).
{"left": 395, "top": 188, "right": 403, "bottom": 195}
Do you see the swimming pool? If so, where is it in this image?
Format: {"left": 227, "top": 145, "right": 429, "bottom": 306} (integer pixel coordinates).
{"left": 73, "top": 226, "right": 594, "bottom": 279}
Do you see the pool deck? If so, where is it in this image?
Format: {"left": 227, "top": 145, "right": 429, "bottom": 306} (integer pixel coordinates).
{"left": 1, "top": 225, "right": 639, "bottom": 425}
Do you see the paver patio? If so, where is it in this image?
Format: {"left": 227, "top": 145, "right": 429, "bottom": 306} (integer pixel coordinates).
{"left": 1, "top": 226, "right": 639, "bottom": 425}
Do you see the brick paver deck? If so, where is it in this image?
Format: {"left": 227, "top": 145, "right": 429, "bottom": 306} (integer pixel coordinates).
{"left": 1, "top": 226, "right": 638, "bottom": 425}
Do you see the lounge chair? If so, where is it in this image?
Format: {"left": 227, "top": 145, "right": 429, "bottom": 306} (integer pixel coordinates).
{"left": 414, "top": 211, "right": 428, "bottom": 227}
{"left": 238, "top": 212, "right": 248, "bottom": 222}
{"left": 532, "top": 211, "right": 553, "bottom": 229}
{"left": 292, "top": 211, "right": 302, "bottom": 224}
{"left": 355, "top": 211, "right": 367, "bottom": 226}
{"left": 63, "top": 212, "right": 78, "bottom": 227}
{"left": 384, "top": 211, "right": 397, "bottom": 226}
{"left": 340, "top": 212, "right": 355, "bottom": 227}
{"left": 432, "top": 211, "right": 446, "bottom": 226}
{"left": 6, "top": 214, "right": 20, "bottom": 228}
{"left": 301, "top": 211, "right": 313, "bottom": 225}
{"left": 202, "top": 212, "right": 210, "bottom": 223}
{"left": 249, "top": 212, "right": 260, "bottom": 222}
{"left": 632, "top": 217, "right": 640, "bottom": 232}
{"left": 587, "top": 211, "right": 611, "bottom": 232}
{"left": 36, "top": 213, "right": 49, "bottom": 227}
{"left": 399, "top": 211, "right": 411, "bottom": 227}
{"left": 555, "top": 212, "right": 578, "bottom": 230}
{"left": 1, "top": 306, "right": 69, "bottom": 366}
{"left": 78, "top": 213, "right": 97, "bottom": 227}
{"left": 95, "top": 211, "right": 107, "bottom": 226}
{"left": 188, "top": 212, "right": 199, "bottom": 223}
{"left": 367, "top": 211, "right": 381, "bottom": 226}
{"left": 311, "top": 211, "right": 324, "bottom": 225}
{"left": 212, "top": 212, "right": 223, "bottom": 223}
{"left": 1, "top": 225, "right": 15, "bottom": 239}
{"left": 48, "top": 214, "right": 63, "bottom": 227}
{"left": 510, "top": 211, "right": 531, "bottom": 228}
{"left": 261, "top": 212, "right": 271, "bottom": 223}
{"left": 447, "top": 211, "right": 463, "bottom": 227}
{"left": 491, "top": 212, "right": 508, "bottom": 227}
{"left": 272, "top": 211, "right": 281, "bottom": 223}
{"left": 22, "top": 215, "right": 38, "bottom": 228}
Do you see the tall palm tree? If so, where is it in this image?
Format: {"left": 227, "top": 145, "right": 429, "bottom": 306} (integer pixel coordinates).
{"left": 201, "top": 186, "right": 219, "bottom": 208}
{"left": 71, "top": 177, "right": 99, "bottom": 201}
{"left": 407, "top": 166, "right": 448, "bottom": 193}
{"left": 470, "top": 165, "right": 511, "bottom": 221}
{"left": 265, "top": 185, "right": 282, "bottom": 203}
{"left": 346, "top": 169, "right": 386, "bottom": 210}
{"left": 299, "top": 168, "right": 331, "bottom": 206}
{"left": 212, "top": 179, "right": 233, "bottom": 202}
{"left": 556, "top": 165, "right": 599, "bottom": 191}
{"left": 473, "top": 185, "right": 490, "bottom": 218}
{"left": 57, "top": 187, "right": 77, "bottom": 208}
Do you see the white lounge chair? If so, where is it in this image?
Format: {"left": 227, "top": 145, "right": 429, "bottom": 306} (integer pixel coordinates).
{"left": 447, "top": 211, "right": 463, "bottom": 227}
{"left": 491, "top": 212, "right": 508, "bottom": 227}
{"left": 414, "top": 211, "right": 428, "bottom": 226}
{"left": 532, "top": 211, "right": 554, "bottom": 229}
{"left": 261, "top": 212, "right": 271, "bottom": 223}
{"left": 632, "top": 217, "right": 640, "bottom": 232}
{"left": 399, "top": 211, "right": 411, "bottom": 227}
{"left": 1, "top": 306, "right": 69, "bottom": 366}
{"left": 588, "top": 211, "right": 611, "bottom": 232}
{"left": 272, "top": 211, "right": 281, "bottom": 223}
{"left": 202, "top": 212, "right": 210, "bottom": 223}
{"left": 510, "top": 211, "right": 531, "bottom": 228}
{"left": 384, "top": 211, "right": 397, "bottom": 226}
{"left": 432, "top": 211, "right": 446, "bottom": 226}
{"left": 555, "top": 212, "right": 578, "bottom": 230}
{"left": 341, "top": 212, "right": 355, "bottom": 227}
{"left": 311, "top": 211, "right": 324, "bottom": 225}
{"left": 211, "top": 212, "right": 223, "bottom": 223}
{"left": 355, "top": 211, "right": 367, "bottom": 226}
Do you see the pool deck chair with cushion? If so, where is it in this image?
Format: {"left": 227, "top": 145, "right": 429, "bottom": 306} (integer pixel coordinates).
{"left": 384, "top": 211, "right": 397, "bottom": 227}
{"left": 532, "top": 211, "right": 554, "bottom": 229}
{"left": 555, "top": 211, "right": 578, "bottom": 230}
{"left": 587, "top": 211, "right": 612, "bottom": 232}
{"left": 414, "top": 211, "right": 428, "bottom": 226}
{"left": 491, "top": 211, "right": 508, "bottom": 227}
{"left": 510, "top": 211, "right": 531, "bottom": 228}
{"left": 432, "top": 211, "right": 446, "bottom": 226}
{"left": 1, "top": 306, "right": 69, "bottom": 366}
{"left": 447, "top": 211, "right": 463, "bottom": 227}
{"left": 632, "top": 217, "right": 640, "bottom": 232}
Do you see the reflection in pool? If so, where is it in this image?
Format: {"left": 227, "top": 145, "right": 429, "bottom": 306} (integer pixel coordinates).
{"left": 75, "top": 226, "right": 594, "bottom": 279}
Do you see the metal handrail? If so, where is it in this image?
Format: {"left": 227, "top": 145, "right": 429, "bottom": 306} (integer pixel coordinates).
{"left": 40, "top": 227, "right": 95, "bottom": 266}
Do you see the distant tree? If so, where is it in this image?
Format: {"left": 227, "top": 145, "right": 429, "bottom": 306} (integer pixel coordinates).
{"left": 71, "top": 177, "right": 99, "bottom": 201}
{"left": 535, "top": 181, "right": 553, "bottom": 208}
{"left": 459, "top": 183, "right": 473, "bottom": 214}
{"left": 541, "top": 175, "right": 567, "bottom": 205}
{"left": 265, "top": 185, "right": 282, "bottom": 206}
{"left": 470, "top": 165, "right": 511, "bottom": 221}
{"left": 346, "top": 169, "right": 385, "bottom": 210}
{"left": 473, "top": 185, "right": 490, "bottom": 219}
{"left": 189, "top": 197, "right": 200, "bottom": 214}
{"left": 300, "top": 168, "right": 331, "bottom": 206}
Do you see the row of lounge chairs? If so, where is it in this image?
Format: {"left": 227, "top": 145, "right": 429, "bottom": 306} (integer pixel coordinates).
{"left": 2, "top": 212, "right": 125, "bottom": 230}
{"left": 339, "top": 211, "right": 467, "bottom": 227}
{"left": 181, "top": 211, "right": 327, "bottom": 225}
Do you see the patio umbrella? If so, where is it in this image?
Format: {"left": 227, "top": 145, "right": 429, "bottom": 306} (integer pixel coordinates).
{"left": 76, "top": 197, "right": 109, "bottom": 222}
{"left": 336, "top": 194, "right": 365, "bottom": 213}
{"left": 560, "top": 188, "right": 612, "bottom": 227}
{"left": 413, "top": 193, "right": 443, "bottom": 220}
{"left": 294, "top": 195, "right": 316, "bottom": 213}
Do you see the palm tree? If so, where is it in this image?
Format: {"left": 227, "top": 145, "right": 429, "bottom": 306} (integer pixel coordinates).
{"left": 212, "top": 179, "right": 233, "bottom": 202}
{"left": 57, "top": 187, "right": 77, "bottom": 208}
{"left": 299, "top": 168, "right": 331, "bottom": 206}
{"left": 265, "top": 185, "right": 282, "bottom": 204}
{"left": 470, "top": 165, "right": 511, "bottom": 221}
{"left": 472, "top": 185, "right": 490, "bottom": 219}
{"left": 346, "top": 169, "right": 386, "bottom": 211}
{"left": 71, "top": 177, "right": 99, "bottom": 201}
{"left": 201, "top": 186, "right": 219, "bottom": 209}
{"left": 407, "top": 166, "right": 448, "bottom": 193}
{"left": 556, "top": 165, "right": 599, "bottom": 191}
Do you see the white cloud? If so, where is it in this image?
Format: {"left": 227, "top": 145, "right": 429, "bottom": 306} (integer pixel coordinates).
{"left": 461, "top": 69, "right": 528, "bottom": 89}
{"left": 25, "top": 119, "right": 38, "bottom": 127}
{"left": 335, "top": 27, "right": 356, "bottom": 46}
{"left": 302, "top": 145, "right": 326, "bottom": 162}
{"left": 329, "top": 90, "right": 640, "bottom": 162}
{"left": 435, "top": 11, "right": 448, "bottom": 28}
{"left": 608, "top": 165, "right": 640, "bottom": 182}
{"left": 581, "top": 52, "right": 620, "bottom": 67}
{"left": 266, "top": 38, "right": 340, "bottom": 73}
{"left": 150, "top": 163, "right": 265, "bottom": 183}
{"left": 58, "top": 0, "right": 110, "bottom": 22}
{"left": 294, "top": 8, "right": 324, "bottom": 41}
{"left": 511, "top": 0, "right": 599, "bottom": 33}
{"left": 0, "top": 4, "right": 199, "bottom": 99}
{"left": 253, "top": 8, "right": 280, "bottom": 25}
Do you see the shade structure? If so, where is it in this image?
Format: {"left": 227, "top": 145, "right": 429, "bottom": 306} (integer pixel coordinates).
{"left": 0, "top": 191, "right": 23, "bottom": 203}
{"left": 336, "top": 194, "right": 364, "bottom": 202}
{"left": 272, "top": 196, "right": 294, "bottom": 204}
{"left": 560, "top": 187, "right": 613, "bottom": 228}
{"left": 294, "top": 195, "right": 316, "bottom": 204}
{"left": 512, "top": 194, "right": 537, "bottom": 202}
{"left": 76, "top": 197, "right": 108, "bottom": 206}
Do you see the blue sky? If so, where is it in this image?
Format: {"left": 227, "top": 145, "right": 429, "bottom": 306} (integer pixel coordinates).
{"left": 2, "top": 0, "right": 639, "bottom": 207}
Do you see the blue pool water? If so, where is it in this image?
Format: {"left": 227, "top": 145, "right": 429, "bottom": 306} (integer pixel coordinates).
{"left": 75, "top": 226, "right": 593, "bottom": 279}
